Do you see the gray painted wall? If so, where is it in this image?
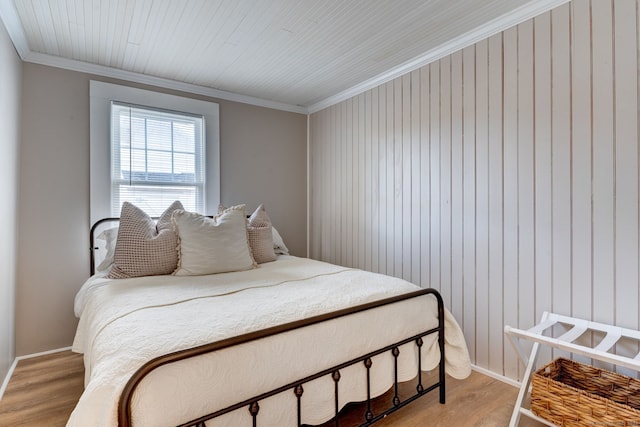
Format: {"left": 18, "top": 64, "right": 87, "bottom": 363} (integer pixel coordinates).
{"left": 0, "top": 21, "right": 21, "bottom": 379}
{"left": 16, "top": 63, "right": 307, "bottom": 355}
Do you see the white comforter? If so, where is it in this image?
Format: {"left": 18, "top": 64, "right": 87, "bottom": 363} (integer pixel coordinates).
{"left": 68, "top": 256, "right": 470, "bottom": 427}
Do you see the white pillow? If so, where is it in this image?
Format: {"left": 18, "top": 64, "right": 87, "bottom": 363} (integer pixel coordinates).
{"left": 95, "top": 227, "right": 118, "bottom": 272}
{"left": 272, "top": 226, "right": 289, "bottom": 255}
{"left": 173, "top": 205, "right": 257, "bottom": 276}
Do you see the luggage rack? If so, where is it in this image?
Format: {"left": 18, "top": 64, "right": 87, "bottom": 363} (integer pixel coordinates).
{"left": 504, "top": 311, "right": 640, "bottom": 426}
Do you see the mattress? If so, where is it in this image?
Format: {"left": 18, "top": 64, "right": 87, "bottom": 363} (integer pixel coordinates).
{"left": 68, "top": 255, "right": 471, "bottom": 427}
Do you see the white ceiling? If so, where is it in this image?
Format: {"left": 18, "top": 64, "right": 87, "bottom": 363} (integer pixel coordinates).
{"left": 1, "top": 0, "right": 566, "bottom": 113}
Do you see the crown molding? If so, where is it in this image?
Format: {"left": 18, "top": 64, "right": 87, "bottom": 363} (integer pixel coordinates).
{"left": 22, "top": 51, "right": 308, "bottom": 114}
{"left": 307, "top": 0, "right": 570, "bottom": 114}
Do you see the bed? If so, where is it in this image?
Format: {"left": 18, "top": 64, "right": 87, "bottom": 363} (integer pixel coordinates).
{"left": 68, "top": 203, "right": 471, "bottom": 427}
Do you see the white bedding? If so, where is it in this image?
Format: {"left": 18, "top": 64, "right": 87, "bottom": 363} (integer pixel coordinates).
{"left": 68, "top": 256, "right": 470, "bottom": 427}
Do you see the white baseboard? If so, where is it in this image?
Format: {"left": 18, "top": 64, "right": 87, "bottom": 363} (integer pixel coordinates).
{"left": 0, "top": 358, "right": 18, "bottom": 401}
{"left": 13, "top": 346, "right": 73, "bottom": 361}
{"left": 0, "top": 346, "right": 72, "bottom": 401}
{"left": 471, "top": 363, "right": 521, "bottom": 389}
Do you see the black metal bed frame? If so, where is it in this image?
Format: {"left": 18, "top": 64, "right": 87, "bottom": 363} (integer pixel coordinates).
{"left": 89, "top": 218, "right": 446, "bottom": 427}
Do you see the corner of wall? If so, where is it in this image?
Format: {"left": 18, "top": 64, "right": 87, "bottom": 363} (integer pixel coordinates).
{"left": 0, "top": 8, "right": 22, "bottom": 382}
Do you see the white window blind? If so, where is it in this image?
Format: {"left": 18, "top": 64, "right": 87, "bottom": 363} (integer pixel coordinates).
{"left": 111, "top": 102, "right": 205, "bottom": 216}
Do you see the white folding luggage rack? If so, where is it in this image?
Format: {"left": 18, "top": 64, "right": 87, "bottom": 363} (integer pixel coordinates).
{"left": 504, "top": 311, "right": 640, "bottom": 427}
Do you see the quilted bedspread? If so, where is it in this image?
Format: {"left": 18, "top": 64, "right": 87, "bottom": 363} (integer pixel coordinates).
{"left": 68, "top": 256, "right": 471, "bottom": 427}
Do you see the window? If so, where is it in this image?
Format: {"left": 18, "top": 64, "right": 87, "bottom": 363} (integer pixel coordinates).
{"left": 90, "top": 81, "right": 220, "bottom": 224}
{"left": 111, "top": 103, "right": 205, "bottom": 216}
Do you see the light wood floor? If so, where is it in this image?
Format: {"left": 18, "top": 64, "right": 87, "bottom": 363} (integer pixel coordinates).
{"left": 0, "top": 350, "right": 543, "bottom": 426}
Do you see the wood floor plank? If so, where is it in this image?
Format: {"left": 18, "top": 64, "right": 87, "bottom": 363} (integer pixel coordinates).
{"left": 0, "top": 351, "right": 84, "bottom": 427}
{"left": 0, "top": 350, "right": 542, "bottom": 426}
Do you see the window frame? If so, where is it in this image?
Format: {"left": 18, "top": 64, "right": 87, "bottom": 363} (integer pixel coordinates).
{"left": 110, "top": 102, "right": 206, "bottom": 216}
{"left": 90, "top": 81, "right": 220, "bottom": 224}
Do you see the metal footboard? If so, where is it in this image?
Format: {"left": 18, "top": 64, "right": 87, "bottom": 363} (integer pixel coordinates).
{"left": 117, "top": 288, "right": 446, "bottom": 427}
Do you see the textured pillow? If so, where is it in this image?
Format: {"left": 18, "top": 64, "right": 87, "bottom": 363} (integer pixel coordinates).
{"left": 173, "top": 205, "right": 256, "bottom": 276}
{"left": 218, "top": 205, "right": 289, "bottom": 263}
{"left": 108, "top": 201, "right": 183, "bottom": 279}
{"left": 247, "top": 204, "right": 277, "bottom": 264}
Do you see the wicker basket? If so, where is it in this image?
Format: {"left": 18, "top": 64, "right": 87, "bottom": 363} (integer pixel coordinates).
{"left": 531, "top": 358, "right": 640, "bottom": 426}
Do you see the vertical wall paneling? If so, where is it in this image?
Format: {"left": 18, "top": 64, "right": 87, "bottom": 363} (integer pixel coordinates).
{"left": 450, "top": 52, "right": 464, "bottom": 324}
{"left": 329, "top": 105, "right": 336, "bottom": 265}
{"left": 386, "top": 82, "right": 395, "bottom": 276}
{"left": 461, "top": 45, "right": 477, "bottom": 363}
{"left": 312, "top": 111, "right": 319, "bottom": 257}
{"left": 310, "top": 112, "right": 319, "bottom": 258}
{"left": 334, "top": 102, "right": 341, "bottom": 264}
{"left": 345, "top": 98, "right": 353, "bottom": 267}
{"left": 334, "top": 103, "right": 340, "bottom": 265}
{"left": 517, "top": 19, "right": 536, "bottom": 342}
{"left": 613, "top": 0, "right": 640, "bottom": 323}
{"left": 370, "top": 87, "right": 380, "bottom": 274}
{"left": 346, "top": 99, "right": 353, "bottom": 267}
{"left": 502, "top": 25, "right": 520, "bottom": 379}
{"left": 591, "top": 0, "right": 615, "bottom": 336}
{"left": 345, "top": 99, "right": 352, "bottom": 266}
{"left": 308, "top": 0, "right": 640, "bottom": 381}
{"left": 364, "top": 91, "right": 373, "bottom": 272}
{"left": 410, "top": 70, "right": 422, "bottom": 286}
{"left": 440, "top": 56, "right": 452, "bottom": 310}
{"left": 332, "top": 105, "right": 339, "bottom": 265}
{"left": 475, "top": 39, "right": 490, "bottom": 369}
{"left": 402, "top": 74, "right": 412, "bottom": 282}
{"left": 348, "top": 98, "right": 358, "bottom": 266}
{"left": 430, "top": 63, "right": 441, "bottom": 293}
{"left": 419, "top": 66, "right": 431, "bottom": 289}
{"left": 359, "top": 93, "right": 366, "bottom": 270}
{"left": 318, "top": 93, "right": 328, "bottom": 259}
{"left": 613, "top": 0, "right": 640, "bottom": 375}
{"left": 570, "top": 0, "right": 593, "bottom": 360}
{"left": 550, "top": 3, "right": 572, "bottom": 362}
{"left": 378, "top": 84, "right": 388, "bottom": 274}
{"left": 358, "top": 94, "right": 366, "bottom": 269}
{"left": 488, "top": 33, "right": 504, "bottom": 375}
{"left": 320, "top": 109, "right": 328, "bottom": 260}
{"left": 317, "top": 110, "right": 323, "bottom": 259}
{"left": 322, "top": 108, "right": 330, "bottom": 262}
{"left": 533, "top": 12, "right": 554, "bottom": 366}
{"left": 338, "top": 102, "right": 344, "bottom": 265}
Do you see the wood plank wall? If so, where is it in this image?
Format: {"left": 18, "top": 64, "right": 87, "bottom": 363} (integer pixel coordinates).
{"left": 308, "top": 0, "right": 640, "bottom": 381}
